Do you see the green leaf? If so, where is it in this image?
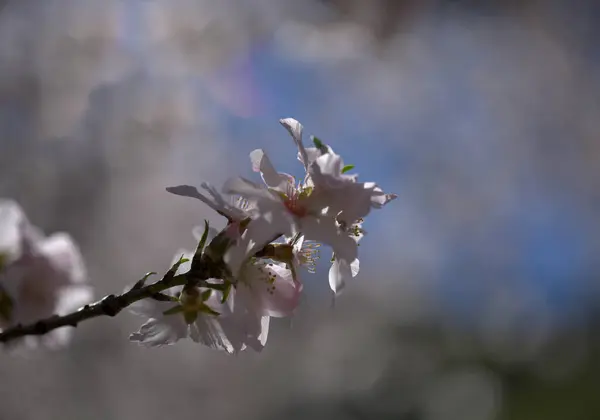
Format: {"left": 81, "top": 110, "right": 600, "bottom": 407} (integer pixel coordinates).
{"left": 311, "top": 136, "right": 329, "bottom": 154}
{"left": 221, "top": 283, "right": 232, "bottom": 304}
{"left": 195, "top": 220, "right": 210, "bottom": 257}
{"left": 163, "top": 304, "right": 184, "bottom": 316}
{"left": 298, "top": 186, "right": 313, "bottom": 200}
{"left": 132, "top": 271, "right": 157, "bottom": 290}
{"left": 341, "top": 164, "right": 355, "bottom": 174}
{"left": 200, "top": 304, "right": 220, "bottom": 317}
{"left": 200, "top": 289, "right": 212, "bottom": 301}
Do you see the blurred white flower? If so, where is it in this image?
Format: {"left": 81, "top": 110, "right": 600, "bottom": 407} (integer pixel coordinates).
{"left": 0, "top": 199, "right": 93, "bottom": 350}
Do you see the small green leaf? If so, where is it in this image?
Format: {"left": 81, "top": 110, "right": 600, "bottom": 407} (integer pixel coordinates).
{"left": 298, "top": 186, "right": 313, "bottom": 200}
{"left": 132, "top": 271, "right": 157, "bottom": 290}
{"left": 311, "top": 136, "right": 329, "bottom": 154}
{"left": 195, "top": 220, "right": 210, "bottom": 257}
{"left": 163, "top": 304, "right": 184, "bottom": 316}
{"left": 221, "top": 283, "right": 232, "bottom": 304}
{"left": 200, "top": 304, "right": 220, "bottom": 317}
{"left": 200, "top": 289, "right": 212, "bottom": 301}
{"left": 341, "top": 164, "right": 355, "bottom": 174}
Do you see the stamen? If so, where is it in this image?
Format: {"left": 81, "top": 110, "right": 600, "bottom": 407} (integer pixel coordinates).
{"left": 297, "top": 241, "right": 321, "bottom": 273}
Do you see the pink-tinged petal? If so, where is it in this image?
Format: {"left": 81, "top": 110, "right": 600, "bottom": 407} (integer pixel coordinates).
{"left": 129, "top": 316, "right": 188, "bottom": 347}
{"left": 56, "top": 284, "right": 93, "bottom": 315}
{"left": 250, "top": 149, "right": 295, "bottom": 192}
{"left": 329, "top": 258, "right": 353, "bottom": 294}
{"left": 222, "top": 286, "right": 270, "bottom": 352}
{"left": 248, "top": 263, "right": 302, "bottom": 317}
{"left": 38, "top": 233, "right": 87, "bottom": 284}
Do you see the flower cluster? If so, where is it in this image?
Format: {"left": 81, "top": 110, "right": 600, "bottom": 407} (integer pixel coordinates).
{"left": 130, "top": 118, "right": 396, "bottom": 352}
{"left": 0, "top": 200, "right": 94, "bottom": 349}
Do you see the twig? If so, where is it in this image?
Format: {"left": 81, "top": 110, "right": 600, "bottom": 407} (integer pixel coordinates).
{"left": 0, "top": 259, "right": 200, "bottom": 344}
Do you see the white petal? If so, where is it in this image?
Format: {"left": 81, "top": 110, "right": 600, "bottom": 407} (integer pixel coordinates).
{"left": 350, "top": 258, "right": 360, "bottom": 277}
{"left": 128, "top": 294, "right": 179, "bottom": 318}
{"left": 129, "top": 316, "right": 188, "bottom": 347}
{"left": 222, "top": 177, "right": 277, "bottom": 204}
{"left": 329, "top": 258, "right": 353, "bottom": 294}
{"left": 250, "top": 149, "right": 295, "bottom": 192}
{"left": 224, "top": 286, "right": 271, "bottom": 352}
{"left": 279, "top": 118, "right": 309, "bottom": 170}
{"left": 258, "top": 316, "right": 270, "bottom": 347}
{"left": 247, "top": 263, "right": 302, "bottom": 318}
{"left": 190, "top": 317, "right": 234, "bottom": 353}
{"left": 38, "top": 233, "right": 87, "bottom": 284}
{"left": 0, "top": 199, "right": 26, "bottom": 262}
{"left": 301, "top": 216, "right": 358, "bottom": 262}
{"left": 166, "top": 184, "right": 245, "bottom": 221}
{"left": 56, "top": 284, "right": 93, "bottom": 315}
{"left": 224, "top": 213, "right": 293, "bottom": 276}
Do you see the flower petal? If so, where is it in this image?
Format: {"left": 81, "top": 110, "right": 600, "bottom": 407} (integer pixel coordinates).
{"left": 248, "top": 263, "right": 302, "bottom": 317}
{"left": 301, "top": 216, "right": 358, "bottom": 262}
{"left": 280, "top": 118, "right": 309, "bottom": 170}
{"left": 38, "top": 233, "right": 87, "bottom": 284}
{"left": 166, "top": 184, "right": 245, "bottom": 221}
{"left": 129, "top": 316, "right": 188, "bottom": 347}
{"left": 329, "top": 258, "right": 353, "bottom": 294}
{"left": 250, "top": 149, "right": 295, "bottom": 192}
{"left": 190, "top": 317, "right": 234, "bottom": 353}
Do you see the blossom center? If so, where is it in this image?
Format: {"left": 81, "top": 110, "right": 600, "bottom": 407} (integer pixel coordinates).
{"left": 282, "top": 183, "right": 309, "bottom": 218}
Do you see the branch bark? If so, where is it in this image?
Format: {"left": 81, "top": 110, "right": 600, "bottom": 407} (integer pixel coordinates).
{"left": 0, "top": 258, "right": 201, "bottom": 344}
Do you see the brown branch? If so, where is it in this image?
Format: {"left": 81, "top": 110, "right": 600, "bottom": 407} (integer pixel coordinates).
{"left": 0, "top": 258, "right": 201, "bottom": 344}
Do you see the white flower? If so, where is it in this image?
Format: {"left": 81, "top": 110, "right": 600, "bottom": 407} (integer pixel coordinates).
{"left": 222, "top": 155, "right": 358, "bottom": 279}
{"left": 281, "top": 117, "right": 397, "bottom": 225}
{"left": 129, "top": 250, "right": 234, "bottom": 351}
{"left": 0, "top": 199, "right": 93, "bottom": 349}
{"left": 217, "top": 258, "right": 302, "bottom": 353}
{"left": 129, "top": 284, "right": 234, "bottom": 350}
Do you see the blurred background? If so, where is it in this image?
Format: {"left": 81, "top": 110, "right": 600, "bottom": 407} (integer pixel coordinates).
{"left": 1, "top": 0, "right": 600, "bottom": 419}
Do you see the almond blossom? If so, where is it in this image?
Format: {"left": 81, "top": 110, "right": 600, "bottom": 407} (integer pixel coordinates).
{"left": 0, "top": 199, "right": 93, "bottom": 349}
{"left": 129, "top": 250, "right": 234, "bottom": 350}
{"left": 223, "top": 118, "right": 395, "bottom": 293}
